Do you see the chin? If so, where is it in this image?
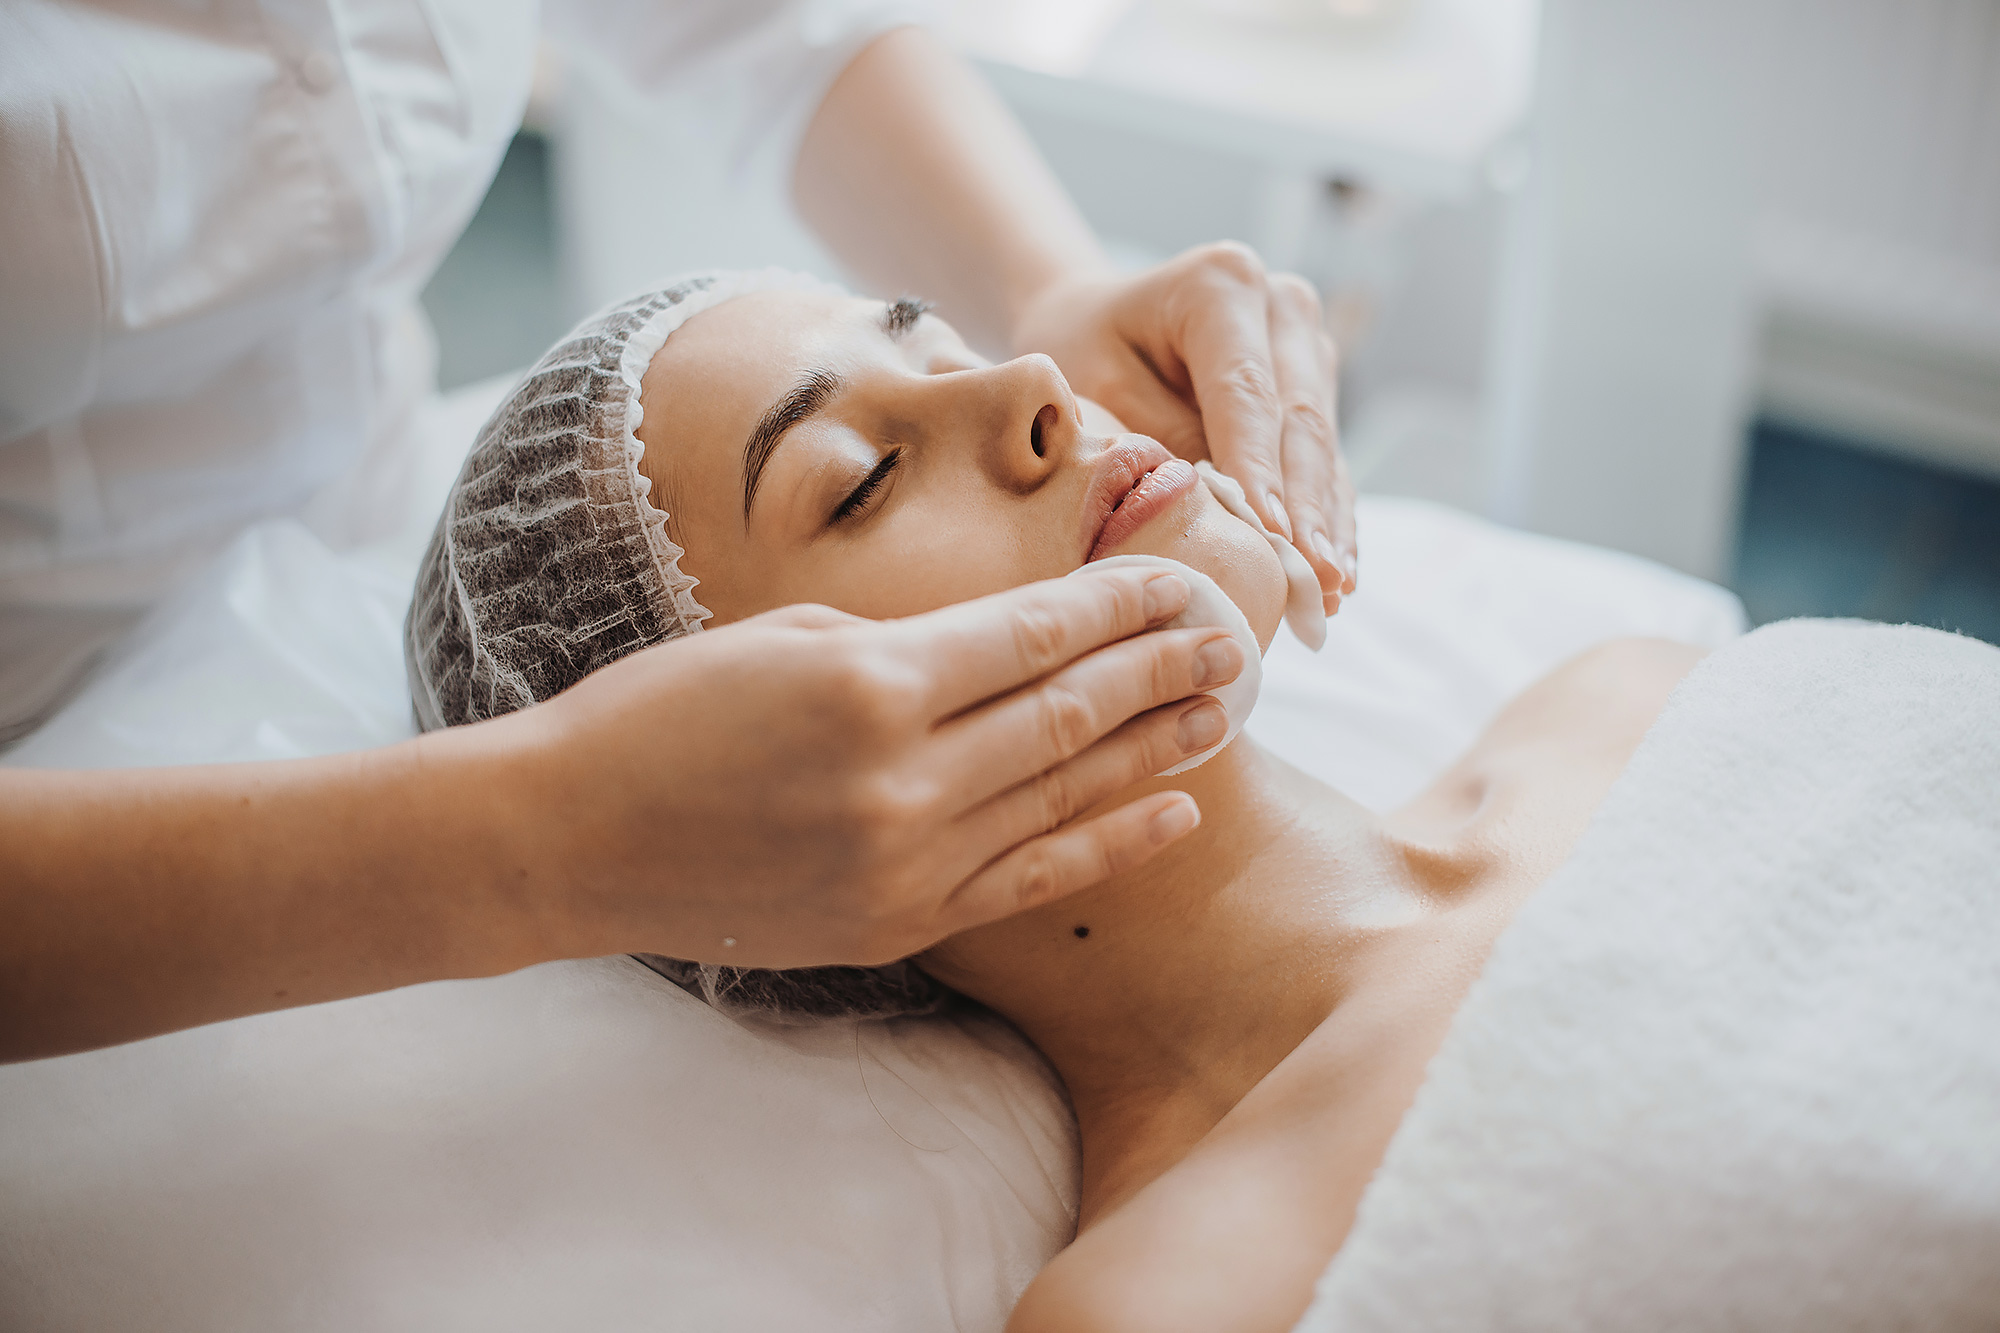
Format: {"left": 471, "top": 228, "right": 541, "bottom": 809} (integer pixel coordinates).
{"left": 1130, "top": 498, "right": 1286, "bottom": 652}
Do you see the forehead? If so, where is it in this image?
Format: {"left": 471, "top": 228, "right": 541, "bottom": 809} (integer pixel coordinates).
{"left": 634, "top": 288, "right": 875, "bottom": 493}
{"left": 650, "top": 287, "right": 881, "bottom": 389}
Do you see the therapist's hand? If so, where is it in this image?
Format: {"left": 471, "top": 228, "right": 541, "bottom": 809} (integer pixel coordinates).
{"left": 793, "top": 29, "right": 1354, "bottom": 612}
{"left": 1011, "top": 243, "right": 1358, "bottom": 615}
{"left": 0, "top": 565, "right": 1237, "bottom": 1061}
{"left": 504, "top": 564, "right": 1240, "bottom": 971}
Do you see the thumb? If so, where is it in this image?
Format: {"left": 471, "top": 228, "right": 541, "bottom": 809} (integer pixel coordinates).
{"left": 1086, "top": 347, "right": 1210, "bottom": 462}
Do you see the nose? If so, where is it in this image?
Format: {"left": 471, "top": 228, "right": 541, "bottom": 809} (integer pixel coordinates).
{"left": 934, "top": 353, "right": 1080, "bottom": 490}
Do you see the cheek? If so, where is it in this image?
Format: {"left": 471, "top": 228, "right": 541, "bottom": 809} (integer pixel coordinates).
{"left": 666, "top": 523, "right": 755, "bottom": 627}
{"left": 1201, "top": 526, "right": 1288, "bottom": 652}
{"left": 716, "top": 494, "right": 1076, "bottom": 623}
{"left": 1132, "top": 504, "right": 1287, "bottom": 650}
{"left": 812, "top": 512, "right": 1064, "bottom": 620}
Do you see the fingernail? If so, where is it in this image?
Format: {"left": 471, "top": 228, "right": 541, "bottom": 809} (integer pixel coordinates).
{"left": 1144, "top": 572, "right": 1189, "bottom": 622}
{"left": 1149, "top": 797, "right": 1200, "bottom": 844}
{"left": 1193, "top": 636, "right": 1244, "bottom": 690}
{"left": 1342, "top": 552, "right": 1358, "bottom": 592}
{"left": 1177, "top": 699, "right": 1228, "bottom": 752}
{"left": 1310, "top": 531, "right": 1339, "bottom": 569}
{"left": 1263, "top": 492, "right": 1293, "bottom": 540}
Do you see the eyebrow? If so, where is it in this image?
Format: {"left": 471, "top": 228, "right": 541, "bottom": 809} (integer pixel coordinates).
{"left": 883, "top": 295, "right": 933, "bottom": 338}
{"left": 742, "top": 367, "right": 844, "bottom": 522}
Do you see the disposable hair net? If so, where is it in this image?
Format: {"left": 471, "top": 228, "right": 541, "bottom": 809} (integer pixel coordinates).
{"left": 405, "top": 269, "right": 947, "bottom": 1023}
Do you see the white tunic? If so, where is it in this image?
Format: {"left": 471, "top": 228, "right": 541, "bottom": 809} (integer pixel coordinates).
{"left": 0, "top": 0, "right": 903, "bottom": 733}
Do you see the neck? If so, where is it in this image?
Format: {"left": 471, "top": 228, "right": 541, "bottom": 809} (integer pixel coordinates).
{"left": 920, "top": 739, "right": 1447, "bottom": 1215}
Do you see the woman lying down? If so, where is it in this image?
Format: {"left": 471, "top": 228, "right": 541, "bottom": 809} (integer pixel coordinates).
{"left": 403, "top": 270, "right": 1705, "bottom": 1331}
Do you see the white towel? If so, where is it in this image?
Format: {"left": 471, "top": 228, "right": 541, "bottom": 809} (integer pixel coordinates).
{"left": 1298, "top": 619, "right": 2000, "bottom": 1332}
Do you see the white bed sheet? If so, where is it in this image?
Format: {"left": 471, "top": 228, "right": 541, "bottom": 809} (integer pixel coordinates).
{"left": 0, "top": 377, "right": 1746, "bottom": 1332}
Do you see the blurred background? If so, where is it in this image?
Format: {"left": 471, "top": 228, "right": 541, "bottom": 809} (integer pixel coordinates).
{"left": 422, "top": 0, "right": 2000, "bottom": 643}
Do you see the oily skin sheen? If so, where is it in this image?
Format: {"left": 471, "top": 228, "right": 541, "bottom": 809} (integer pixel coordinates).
{"left": 639, "top": 290, "right": 1704, "bottom": 1333}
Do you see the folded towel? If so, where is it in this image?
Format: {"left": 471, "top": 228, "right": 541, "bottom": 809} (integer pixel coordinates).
{"left": 1299, "top": 620, "right": 2000, "bottom": 1332}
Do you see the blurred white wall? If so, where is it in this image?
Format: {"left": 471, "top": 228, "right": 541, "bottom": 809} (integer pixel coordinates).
{"left": 547, "top": 0, "right": 1533, "bottom": 501}
{"left": 1749, "top": 0, "right": 2000, "bottom": 483}
{"left": 546, "top": 0, "right": 2000, "bottom": 582}
{"left": 1482, "top": 0, "right": 1761, "bottom": 579}
{"left": 1486, "top": 0, "right": 2000, "bottom": 578}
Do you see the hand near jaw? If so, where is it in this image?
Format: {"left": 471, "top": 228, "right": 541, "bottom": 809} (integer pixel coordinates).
{"left": 1010, "top": 243, "right": 1358, "bottom": 617}
{"left": 514, "top": 564, "right": 1242, "bottom": 971}
{"left": 792, "top": 30, "right": 1354, "bottom": 614}
{"left": 0, "top": 566, "right": 1240, "bottom": 1060}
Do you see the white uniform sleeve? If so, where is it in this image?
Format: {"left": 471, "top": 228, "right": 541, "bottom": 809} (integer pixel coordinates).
{"left": 540, "top": 0, "right": 922, "bottom": 183}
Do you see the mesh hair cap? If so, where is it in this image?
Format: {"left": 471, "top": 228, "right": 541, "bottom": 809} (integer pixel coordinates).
{"left": 405, "top": 268, "right": 947, "bottom": 1022}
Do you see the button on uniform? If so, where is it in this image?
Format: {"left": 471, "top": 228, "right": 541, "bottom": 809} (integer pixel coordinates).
{"left": 298, "top": 50, "right": 342, "bottom": 94}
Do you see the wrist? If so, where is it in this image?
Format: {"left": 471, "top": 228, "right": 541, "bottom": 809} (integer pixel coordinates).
{"left": 399, "top": 711, "right": 582, "bottom": 976}
{"left": 1004, "top": 261, "right": 1109, "bottom": 358}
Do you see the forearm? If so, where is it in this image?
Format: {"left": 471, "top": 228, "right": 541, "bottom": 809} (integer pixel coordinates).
{"left": 794, "top": 26, "right": 1107, "bottom": 354}
{"left": 0, "top": 723, "right": 552, "bottom": 1063}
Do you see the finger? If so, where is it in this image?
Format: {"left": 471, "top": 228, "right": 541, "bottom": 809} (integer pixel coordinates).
{"left": 936, "top": 791, "right": 1201, "bottom": 936}
{"left": 1329, "top": 445, "right": 1358, "bottom": 594}
{"left": 1087, "top": 344, "right": 1210, "bottom": 462}
{"left": 752, "top": 602, "right": 867, "bottom": 632}
{"left": 900, "top": 566, "right": 1192, "bottom": 717}
{"left": 1312, "top": 332, "right": 1358, "bottom": 594}
{"left": 932, "top": 627, "right": 1242, "bottom": 808}
{"left": 1174, "top": 246, "right": 1288, "bottom": 538}
{"left": 1265, "top": 277, "right": 1343, "bottom": 599}
{"left": 945, "top": 696, "right": 1227, "bottom": 883}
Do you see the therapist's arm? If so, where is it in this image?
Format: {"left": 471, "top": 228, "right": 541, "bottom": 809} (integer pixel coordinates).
{"left": 0, "top": 567, "right": 1239, "bottom": 1063}
{"left": 795, "top": 26, "right": 1356, "bottom": 612}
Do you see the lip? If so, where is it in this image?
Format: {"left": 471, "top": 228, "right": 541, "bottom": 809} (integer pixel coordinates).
{"left": 1081, "top": 437, "right": 1198, "bottom": 563}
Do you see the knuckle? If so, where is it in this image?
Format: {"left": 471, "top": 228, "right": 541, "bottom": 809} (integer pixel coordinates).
{"left": 1271, "top": 271, "right": 1322, "bottom": 315}
{"left": 844, "top": 770, "right": 936, "bottom": 847}
{"left": 1280, "top": 393, "right": 1335, "bottom": 445}
{"left": 770, "top": 601, "right": 853, "bottom": 631}
{"left": 1010, "top": 604, "right": 1069, "bottom": 673}
{"left": 1152, "top": 644, "right": 1176, "bottom": 704}
{"left": 824, "top": 646, "right": 923, "bottom": 734}
{"left": 1217, "top": 357, "right": 1280, "bottom": 411}
{"left": 1011, "top": 848, "right": 1062, "bottom": 912}
{"left": 1104, "top": 574, "right": 1149, "bottom": 630}
{"left": 1145, "top": 720, "right": 1189, "bottom": 779}
{"left": 1192, "top": 239, "right": 1265, "bottom": 286}
{"left": 1028, "top": 768, "right": 1080, "bottom": 832}
{"left": 1037, "top": 683, "right": 1100, "bottom": 758}
{"left": 1150, "top": 637, "right": 1194, "bottom": 701}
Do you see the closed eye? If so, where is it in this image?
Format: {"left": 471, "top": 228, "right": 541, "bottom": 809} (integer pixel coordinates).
{"left": 831, "top": 448, "right": 903, "bottom": 524}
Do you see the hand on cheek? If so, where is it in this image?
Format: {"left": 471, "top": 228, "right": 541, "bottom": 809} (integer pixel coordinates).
{"left": 1011, "top": 243, "right": 1358, "bottom": 615}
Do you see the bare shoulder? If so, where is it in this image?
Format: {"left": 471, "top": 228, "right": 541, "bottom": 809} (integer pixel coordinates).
{"left": 1401, "top": 637, "right": 1707, "bottom": 831}
{"left": 1487, "top": 636, "right": 1706, "bottom": 755}
{"left": 1006, "top": 639, "right": 1713, "bottom": 1333}
{"left": 1005, "top": 942, "right": 1477, "bottom": 1333}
